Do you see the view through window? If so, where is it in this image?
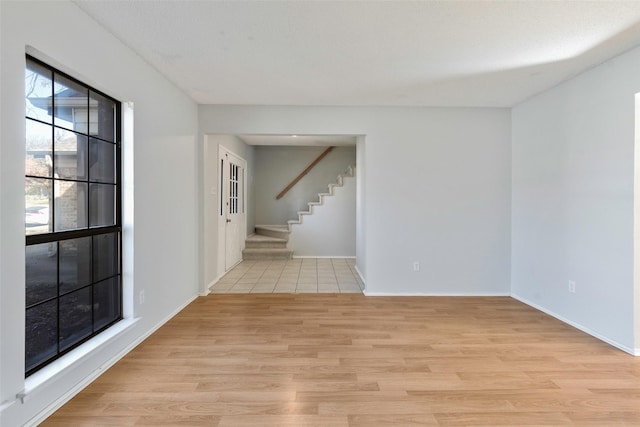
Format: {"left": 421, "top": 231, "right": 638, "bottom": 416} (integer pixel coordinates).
{"left": 25, "top": 56, "right": 122, "bottom": 376}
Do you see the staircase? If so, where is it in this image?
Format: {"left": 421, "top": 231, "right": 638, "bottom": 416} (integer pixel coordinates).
{"left": 288, "top": 164, "right": 355, "bottom": 227}
{"left": 242, "top": 225, "right": 292, "bottom": 260}
{"left": 242, "top": 164, "right": 355, "bottom": 260}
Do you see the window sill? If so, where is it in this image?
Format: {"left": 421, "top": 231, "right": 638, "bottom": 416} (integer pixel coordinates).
{"left": 24, "top": 317, "right": 140, "bottom": 396}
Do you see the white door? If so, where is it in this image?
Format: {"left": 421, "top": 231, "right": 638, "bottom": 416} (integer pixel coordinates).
{"left": 220, "top": 148, "right": 246, "bottom": 271}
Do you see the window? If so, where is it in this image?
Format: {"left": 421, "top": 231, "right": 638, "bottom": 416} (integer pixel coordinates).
{"left": 24, "top": 56, "right": 122, "bottom": 376}
{"left": 229, "top": 163, "right": 239, "bottom": 214}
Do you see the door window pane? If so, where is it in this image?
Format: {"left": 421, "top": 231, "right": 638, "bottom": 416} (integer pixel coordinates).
{"left": 59, "top": 237, "right": 92, "bottom": 295}
{"left": 54, "top": 129, "right": 87, "bottom": 180}
{"left": 59, "top": 288, "right": 92, "bottom": 351}
{"left": 54, "top": 181, "right": 88, "bottom": 231}
{"left": 26, "top": 243, "right": 58, "bottom": 307}
{"left": 25, "top": 300, "right": 58, "bottom": 372}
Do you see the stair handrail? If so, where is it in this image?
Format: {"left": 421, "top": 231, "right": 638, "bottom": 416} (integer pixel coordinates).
{"left": 276, "top": 146, "right": 334, "bottom": 200}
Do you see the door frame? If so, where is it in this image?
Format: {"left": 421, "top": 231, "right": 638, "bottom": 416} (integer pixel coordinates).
{"left": 217, "top": 145, "right": 247, "bottom": 274}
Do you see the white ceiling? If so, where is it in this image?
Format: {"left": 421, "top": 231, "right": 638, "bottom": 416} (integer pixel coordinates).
{"left": 74, "top": 1, "right": 640, "bottom": 108}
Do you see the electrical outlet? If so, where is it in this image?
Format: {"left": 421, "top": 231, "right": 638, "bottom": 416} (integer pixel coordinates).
{"left": 568, "top": 280, "right": 576, "bottom": 293}
{"left": 413, "top": 261, "right": 420, "bottom": 272}
{"left": 139, "top": 290, "right": 145, "bottom": 304}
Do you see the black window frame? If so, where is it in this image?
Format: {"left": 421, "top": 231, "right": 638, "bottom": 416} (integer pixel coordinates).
{"left": 24, "top": 55, "right": 123, "bottom": 377}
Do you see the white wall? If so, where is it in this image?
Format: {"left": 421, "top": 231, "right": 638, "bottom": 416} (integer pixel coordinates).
{"left": 1, "top": 2, "right": 199, "bottom": 425}
{"left": 199, "top": 105, "right": 512, "bottom": 296}
{"left": 289, "top": 172, "right": 356, "bottom": 257}
{"left": 253, "top": 145, "right": 356, "bottom": 225}
{"left": 512, "top": 45, "right": 640, "bottom": 354}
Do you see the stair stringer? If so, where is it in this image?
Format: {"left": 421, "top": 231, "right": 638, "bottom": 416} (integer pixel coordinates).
{"left": 287, "top": 165, "right": 356, "bottom": 257}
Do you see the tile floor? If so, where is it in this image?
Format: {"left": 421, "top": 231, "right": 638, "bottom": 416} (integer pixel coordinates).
{"left": 210, "top": 258, "right": 364, "bottom": 294}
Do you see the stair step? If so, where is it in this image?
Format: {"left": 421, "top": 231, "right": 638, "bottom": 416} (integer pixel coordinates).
{"left": 242, "top": 248, "right": 293, "bottom": 260}
{"left": 288, "top": 163, "right": 356, "bottom": 228}
{"left": 255, "top": 225, "right": 290, "bottom": 240}
{"left": 245, "top": 233, "right": 288, "bottom": 249}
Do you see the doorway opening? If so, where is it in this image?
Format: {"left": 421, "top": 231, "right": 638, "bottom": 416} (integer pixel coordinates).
{"left": 202, "top": 134, "right": 366, "bottom": 296}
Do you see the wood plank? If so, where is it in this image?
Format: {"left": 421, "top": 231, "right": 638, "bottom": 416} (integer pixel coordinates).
{"left": 41, "top": 294, "right": 640, "bottom": 426}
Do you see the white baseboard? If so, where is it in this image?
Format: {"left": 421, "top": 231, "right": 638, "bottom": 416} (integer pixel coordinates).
{"left": 354, "top": 266, "right": 365, "bottom": 287}
{"left": 25, "top": 294, "right": 199, "bottom": 426}
{"left": 511, "top": 293, "right": 638, "bottom": 356}
{"left": 206, "top": 273, "right": 226, "bottom": 293}
{"left": 363, "top": 291, "right": 511, "bottom": 297}
{"left": 292, "top": 255, "right": 356, "bottom": 259}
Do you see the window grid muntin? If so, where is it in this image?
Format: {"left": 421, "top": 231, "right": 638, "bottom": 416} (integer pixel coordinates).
{"left": 229, "top": 162, "right": 239, "bottom": 214}
{"left": 25, "top": 55, "right": 122, "bottom": 377}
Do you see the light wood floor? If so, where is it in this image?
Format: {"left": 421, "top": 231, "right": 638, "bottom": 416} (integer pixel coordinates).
{"left": 42, "top": 294, "right": 640, "bottom": 426}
